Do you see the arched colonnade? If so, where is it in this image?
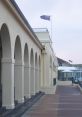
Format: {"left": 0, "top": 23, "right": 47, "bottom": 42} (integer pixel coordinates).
{"left": 0, "top": 23, "right": 41, "bottom": 109}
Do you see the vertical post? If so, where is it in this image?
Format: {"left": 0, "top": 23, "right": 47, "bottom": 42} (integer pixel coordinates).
{"left": 14, "top": 61, "right": 24, "bottom": 103}
{"left": 2, "top": 58, "right": 14, "bottom": 109}
{"left": 30, "top": 66, "right": 35, "bottom": 95}
{"left": 24, "top": 64, "right": 30, "bottom": 98}
{"left": 50, "top": 16, "right": 52, "bottom": 40}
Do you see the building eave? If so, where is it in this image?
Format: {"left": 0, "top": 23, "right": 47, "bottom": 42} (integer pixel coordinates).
{"left": 3, "top": 0, "right": 43, "bottom": 49}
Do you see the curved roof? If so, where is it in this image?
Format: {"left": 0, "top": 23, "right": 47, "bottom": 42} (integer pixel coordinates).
{"left": 58, "top": 66, "right": 77, "bottom": 71}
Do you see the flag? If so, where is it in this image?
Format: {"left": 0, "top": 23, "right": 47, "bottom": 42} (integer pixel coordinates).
{"left": 40, "top": 15, "right": 50, "bottom": 21}
{"left": 69, "top": 60, "right": 72, "bottom": 63}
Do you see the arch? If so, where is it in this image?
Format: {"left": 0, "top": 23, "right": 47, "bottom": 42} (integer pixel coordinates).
{"left": 53, "top": 62, "right": 55, "bottom": 71}
{"left": 39, "top": 55, "right": 41, "bottom": 69}
{"left": 0, "top": 32, "right": 2, "bottom": 107}
{"left": 30, "top": 48, "right": 34, "bottom": 95}
{"left": 14, "top": 36, "right": 22, "bottom": 62}
{"left": 0, "top": 24, "right": 11, "bottom": 107}
{"left": 49, "top": 55, "right": 52, "bottom": 86}
{"left": 14, "top": 36, "right": 23, "bottom": 103}
{"left": 35, "top": 53, "right": 38, "bottom": 93}
{"left": 35, "top": 53, "right": 38, "bottom": 67}
{"left": 38, "top": 55, "right": 41, "bottom": 92}
{"left": 24, "top": 43, "right": 29, "bottom": 98}
{"left": 50, "top": 55, "right": 52, "bottom": 67}
{"left": 1, "top": 23, "right": 11, "bottom": 58}
{"left": 24, "top": 43, "right": 29, "bottom": 65}
{"left": 30, "top": 48, "right": 34, "bottom": 66}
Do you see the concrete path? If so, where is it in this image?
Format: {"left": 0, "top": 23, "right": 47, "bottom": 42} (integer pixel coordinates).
{"left": 22, "top": 85, "right": 82, "bottom": 117}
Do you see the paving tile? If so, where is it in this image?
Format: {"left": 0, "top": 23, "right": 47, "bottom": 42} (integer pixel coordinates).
{"left": 22, "top": 85, "right": 82, "bottom": 117}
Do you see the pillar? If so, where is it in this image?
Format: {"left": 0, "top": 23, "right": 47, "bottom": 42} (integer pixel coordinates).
{"left": 37, "top": 69, "right": 40, "bottom": 92}
{"left": 14, "top": 61, "right": 24, "bottom": 103}
{"left": 24, "top": 64, "right": 30, "bottom": 98}
{"left": 35, "top": 67, "right": 38, "bottom": 93}
{"left": 2, "top": 58, "right": 14, "bottom": 109}
{"left": 30, "top": 66, "right": 35, "bottom": 95}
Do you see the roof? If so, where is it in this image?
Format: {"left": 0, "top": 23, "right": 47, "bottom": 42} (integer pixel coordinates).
{"left": 58, "top": 66, "right": 82, "bottom": 72}
{"left": 57, "top": 57, "right": 71, "bottom": 66}
{"left": 58, "top": 66, "right": 77, "bottom": 71}
{"left": 73, "top": 64, "right": 82, "bottom": 67}
{"left": 33, "top": 28, "right": 52, "bottom": 43}
{"left": 33, "top": 28, "right": 49, "bottom": 33}
{"left": 9, "top": 0, "right": 43, "bottom": 49}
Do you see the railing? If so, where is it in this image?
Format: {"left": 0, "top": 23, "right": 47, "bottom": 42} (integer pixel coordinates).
{"left": 78, "top": 81, "right": 82, "bottom": 87}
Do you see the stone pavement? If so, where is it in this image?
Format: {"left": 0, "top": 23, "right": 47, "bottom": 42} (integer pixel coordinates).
{"left": 22, "top": 85, "right": 82, "bottom": 117}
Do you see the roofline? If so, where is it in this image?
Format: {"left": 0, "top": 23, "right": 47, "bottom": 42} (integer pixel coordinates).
{"left": 4, "top": 0, "right": 43, "bottom": 49}
{"left": 33, "top": 28, "right": 49, "bottom": 33}
{"left": 57, "top": 57, "right": 71, "bottom": 65}
{"left": 34, "top": 27, "right": 52, "bottom": 43}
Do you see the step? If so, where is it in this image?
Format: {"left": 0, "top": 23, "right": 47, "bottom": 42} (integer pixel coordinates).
{"left": 0, "top": 92, "right": 45, "bottom": 117}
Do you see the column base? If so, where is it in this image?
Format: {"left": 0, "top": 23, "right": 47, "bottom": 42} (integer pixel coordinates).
{"left": 18, "top": 98, "right": 24, "bottom": 103}
{"left": 3, "top": 103, "right": 15, "bottom": 109}
{"left": 31, "top": 92, "right": 35, "bottom": 96}
{"left": 25, "top": 94, "right": 31, "bottom": 99}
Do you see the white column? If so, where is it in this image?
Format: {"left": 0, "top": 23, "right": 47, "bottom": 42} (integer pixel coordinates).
{"left": 34, "top": 67, "right": 35, "bottom": 95}
{"left": 24, "top": 64, "right": 30, "bottom": 98}
{"left": 35, "top": 67, "right": 38, "bottom": 93}
{"left": 39, "top": 69, "right": 41, "bottom": 91}
{"left": 2, "top": 58, "right": 14, "bottom": 109}
{"left": 30, "top": 66, "right": 35, "bottom": 95}
{"left": 37, "top": 69, "right": 40, "bottom": 92}
{"left": 14, "top": 61, "right": 24, "bottom": 103}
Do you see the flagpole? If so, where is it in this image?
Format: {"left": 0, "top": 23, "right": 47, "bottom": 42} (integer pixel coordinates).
{"left": 50, "top": 16, "right": 52, "bottom": 41}
{"left": 40, "top": 15, "right": 52, "bottom": 41}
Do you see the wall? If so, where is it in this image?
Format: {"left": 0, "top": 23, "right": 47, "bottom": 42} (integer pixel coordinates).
{"left": 34, "top": 29, "right": 58, "bottom": 94}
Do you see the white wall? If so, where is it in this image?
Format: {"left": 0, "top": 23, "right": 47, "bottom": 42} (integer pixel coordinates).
{"left": 35, "top": 29, "right": 58, "bottom": 94}
{"left": 0, "top": 0, "right": 42, "bottom": 109}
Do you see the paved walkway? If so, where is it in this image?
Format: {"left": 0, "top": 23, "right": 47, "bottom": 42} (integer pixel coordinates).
{"left": 22, "top": 85, "right": 82, "bottom": 117}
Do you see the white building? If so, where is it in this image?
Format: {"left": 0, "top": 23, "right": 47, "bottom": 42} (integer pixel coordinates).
{"left": 34, "top": 28, "right": 58, "bottom": 94}
{"left": 0, "top": 0, "right": 58, "bottom": 109}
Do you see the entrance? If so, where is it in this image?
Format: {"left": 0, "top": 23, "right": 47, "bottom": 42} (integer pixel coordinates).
{"left": 0, "top": 34, "right": 2, "bottom": 107}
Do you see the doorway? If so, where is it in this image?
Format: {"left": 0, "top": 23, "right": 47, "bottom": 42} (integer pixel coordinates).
{"left": 0, "top": 34, "right": 2, "bottom": 107}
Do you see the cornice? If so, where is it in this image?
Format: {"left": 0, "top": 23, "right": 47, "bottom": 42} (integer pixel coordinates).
{"left": 3, "top": 0, "right": 43, "bottom": 49}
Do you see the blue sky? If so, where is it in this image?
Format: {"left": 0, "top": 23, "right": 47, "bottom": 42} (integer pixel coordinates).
{"left": 16, "top": 0, "right": 82, "bottom": 64}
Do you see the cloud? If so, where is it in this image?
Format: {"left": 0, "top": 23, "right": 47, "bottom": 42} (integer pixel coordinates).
{"left": 16, "top": 0, "right": 82, "bottom": 63}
